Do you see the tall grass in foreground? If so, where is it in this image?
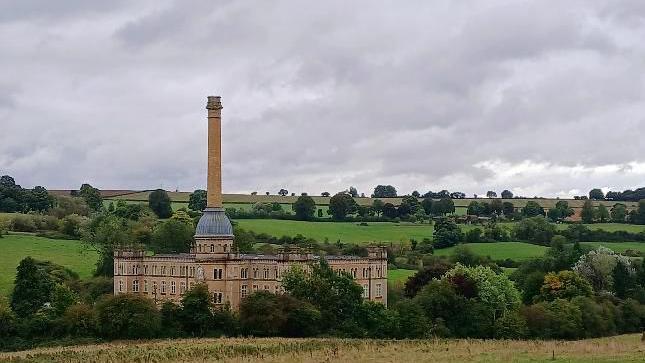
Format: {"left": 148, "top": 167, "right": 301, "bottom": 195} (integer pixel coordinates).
{"left": 1, "top": 335, "right": 643, "bottom": 363}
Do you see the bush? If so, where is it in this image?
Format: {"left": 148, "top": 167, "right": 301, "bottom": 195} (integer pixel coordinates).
{"left": 0, "top": 298, "right": 16, "bottom": 338}
{"left": 513, "top": 216, "right": 555, "bottom": 245}
{"left": 11, "top": 214, "right": 37, "bottom": 232}
{"left": 79, "top": 277, "right": 114, "bottom": 304}
{"left": 59, "top": 214, "right": 86, "bottom": 238}
{"left": 32, "top": 214, "right": 60, "bottom": 231}
{"left": 63, "top": 304, "right": 96, "bottom": 336}
{"left": 94, "top": 294, "right": 161, "bottom": 339}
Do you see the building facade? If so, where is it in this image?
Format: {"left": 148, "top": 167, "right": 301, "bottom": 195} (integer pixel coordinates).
{"left": 114, "top": 96, "right": 388, "bottom": 310}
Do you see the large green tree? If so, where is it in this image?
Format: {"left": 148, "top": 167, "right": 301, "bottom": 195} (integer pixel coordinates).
{"left": 433, "top": 217, "right": 463, "bottom": 249}
{"left": 188, "top": 189, "right": 207, "bottom": 211}
{"left": 149, "top": 189, "right": 173, "bottom": 218}
{"left": 79, "top": 183, "right": 103, "bottom": 211}
{"left": 581, "top": 199, "right": 595, "bottom": 223}
{"left": 151, "top": 219, "right": 194, "bottom": 253}
{"left": 282, "top": 260, "right": 363, "bottom": 331}
{"left": 522, "top": 201, "right": 545, "bottom": 217}
{"left": 610, "top": 203, "right": 628, "bottom": 223}
{"left": 179, "top": 284, "right": 213, "bottom": 336}
{"left": 589, "top": 188, "right": 605, "bottom": 200}
{"left": 328, "top": 192, "right": 357, "bottom": 220}
{"left": 95, "top": 294, "right": 161, "bottom": 339}
{"left": 372, "top": 185, "right": 397, "bottom": 198}
{"left": 11, "top": 257, "right": 54, "bottom": 317}
{"left": 293, "top": 195, "right": 316, "bottom": 221}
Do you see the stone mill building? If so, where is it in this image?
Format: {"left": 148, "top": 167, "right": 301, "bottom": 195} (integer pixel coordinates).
{"left": 113, "top": 96, "right": 388, "bottom": 310}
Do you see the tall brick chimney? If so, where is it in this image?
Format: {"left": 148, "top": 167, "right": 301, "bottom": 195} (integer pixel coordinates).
{"left": 194, "top": 96, "right": 233, "bottom": 241}
{"left": 206, "top": 96, "right": 223, "bottom": 208}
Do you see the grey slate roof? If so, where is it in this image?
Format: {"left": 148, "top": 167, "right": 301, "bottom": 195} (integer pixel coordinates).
{"left": 195, "top": 208, "right": 233, "bottom": 237}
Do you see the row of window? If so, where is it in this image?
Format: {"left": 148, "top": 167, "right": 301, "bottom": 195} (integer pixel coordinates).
{"left": 115, "top": 263, "right": 197, "bottom": 278}
{"left": 240, "top": 284, "right": 281, "bottom": 298}
{"left": 361, "top": 283, "right": 383, "bottom": 298}
{"left": 116, "top": 264, "right": 386, "bottom": 280}
{"left": 118, "top": 279, "right": 192, "bottom": 295}
{"left": 335, "top": 266, "right": 386, "bottom": 279}
{"left": 196, "top": 243, "right": 231, "bottom": 253}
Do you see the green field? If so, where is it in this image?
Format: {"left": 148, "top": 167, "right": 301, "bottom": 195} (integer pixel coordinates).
{"left": 434, "top": 242, "right": 548, "bottom": 261}
{"left": 387, "top": 269, "right": 417, "bottom": 283}
{"left": 580, "top": 242, "right": 645, "bottom": 254}
{"left": 235, "top": 219, "right": 436, "bottom": 244}
{"left": 0, "top": 234, "right": 98, "bottom": 296}
{"left": 555, "top": 223, "right": 645, "bottom": 233}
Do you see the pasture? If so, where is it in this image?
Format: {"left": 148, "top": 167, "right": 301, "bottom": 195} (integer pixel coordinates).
{"left": 99, "top": 190, "right": 640, "bottom": 209}
{"left": 580, "top": 242, "right": 645, "bottom": 254}
{"left": 555, "top": 223, "right": 645, "bottom": 233}
{"left": 2, "top": 335, "right": 643, "bottom": 363}
{"left": 433, "top": 242, "right": 549, "bottom": 261}
{"left": 235, "top": 219, "right": 436, "bottom": 244}
{"left": 387, "top": 268, "right": 417, "bottom": 283}
{"left": 0, "top": 234, "right": 97, "bottom": 296}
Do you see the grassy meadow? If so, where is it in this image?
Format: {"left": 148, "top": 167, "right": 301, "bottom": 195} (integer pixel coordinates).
{"left": 433, "top": 242, "right": 549, "bottom": 261}
{"left": 235, "top": 219, "right": 437, "bottom": 244}
{"left": 387, "top": 268, "right": 417, "bottom": 283}
{"left": 0, "top": 234, "right": 98, "bottom": 296}
{"left": 2, "top": 335, "right": 643, "bottom": 363}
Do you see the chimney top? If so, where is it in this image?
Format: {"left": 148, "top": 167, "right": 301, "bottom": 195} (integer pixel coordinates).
{"left": 206, "top": 96, "right": 223, "bottom": 110}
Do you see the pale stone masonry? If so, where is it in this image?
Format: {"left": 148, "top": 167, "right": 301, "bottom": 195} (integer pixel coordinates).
{"left": 114, "top": 96, "right": 388, "bottom": 310}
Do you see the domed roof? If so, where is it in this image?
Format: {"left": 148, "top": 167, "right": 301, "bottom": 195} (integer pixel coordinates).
{"left": 195, "top": 208, "right": 233, "bottom": 237}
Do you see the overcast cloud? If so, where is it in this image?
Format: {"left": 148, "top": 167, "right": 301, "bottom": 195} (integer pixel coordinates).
{"left": 1, "top": 0, "right": 644, "bottom": 197}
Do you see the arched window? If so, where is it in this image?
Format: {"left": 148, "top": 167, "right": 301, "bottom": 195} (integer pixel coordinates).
{"left": 210, "top": 244, "right": 215, "bottom": 253}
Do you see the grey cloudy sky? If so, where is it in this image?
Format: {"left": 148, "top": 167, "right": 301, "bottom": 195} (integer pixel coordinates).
{"left": 1, "top": 0, "right": 644, "bottom": 197}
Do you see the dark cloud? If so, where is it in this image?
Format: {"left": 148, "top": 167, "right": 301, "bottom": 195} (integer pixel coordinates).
{"left": 1, "top": 0, "right": 645, "bottom": 197}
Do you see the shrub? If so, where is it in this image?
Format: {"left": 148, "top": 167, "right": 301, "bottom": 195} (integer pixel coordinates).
{"left": 94, "top": 294, "right": 161, "bottom": 339}
{"left": 62, "top": 304, "right": 96, "bottom": 336}
{"left": 32, "top": 214, "right": 60, "bottom": 231}
{"left": 11, "top": 214, "right": 37, "bottom": 232}
{"left": 513, "top": 216, "right": 555, "bottom": 245}
{"left": 0, "top": 297, "right": 16, "bottom": 337}
{"left": 59, "top": 214, "right": 86, "bottom": 238}
{"left": 79, "top": 276, "right": 114, "bottom": 303}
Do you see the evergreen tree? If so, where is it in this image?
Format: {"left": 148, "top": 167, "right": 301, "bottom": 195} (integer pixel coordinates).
{"left": 11, "top": 257, "right": 54, "bottom": 317}
{"left": 148, "top": 189, "right": 173, "bottom": 218}
{"left": 581, "top": 200, "right": 595, "bottom": 224}
{"left": 188, "top": 189, "right": 207, "bottom": 211}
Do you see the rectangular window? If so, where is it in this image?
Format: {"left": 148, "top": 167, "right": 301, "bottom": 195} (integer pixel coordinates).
{"left": 161, "top": 281, "right": 166, "bottom": 294}
{"left": 241, "top": 268, "right": 248, "bottom": 279}
{"left": 213, "top": 292, "right": 223, "bottom": 304}
{"left": 153, "top": 281, "right": 158, "bottom": 294}
{"left": 213, "top": 268, "right": 223, "bottom": 280}
{"left": 376, "top": 283, "right": 382, "bottom": 297}
{"left": 171, "top": 281, "right": 176, "bottom": 294}
{"left": 264, "top": 285, "right": 270, "bottom": 291}
{"left": 253, "top": 284, "right": 259, "bottom": 291}
{"left": 144, "top": 280, "right": 148, "bottom": 293}
{"left": 362, "top": 284, "right": 368, "bottom": 298}
{"left": 241, "top": 285, "right": 248, "bottom": 298}
{"left": 180, "top": 281, "right": 186, "bottom": 294}
{"left": 132, "top": 280, "right": 139, "bottom": 293}
{"left": 119, "top": 280, "right": 124, "bottom": 292}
